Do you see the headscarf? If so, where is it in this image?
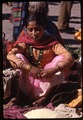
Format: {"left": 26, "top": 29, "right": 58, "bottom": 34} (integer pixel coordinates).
{"left": 14, "top": 31, "right": 58, "bottom": 49}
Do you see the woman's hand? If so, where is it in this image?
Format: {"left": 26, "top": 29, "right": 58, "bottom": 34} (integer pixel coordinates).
{"left": 30, "top": 66, "right": 43, "bottom": 79}
{"left": 40, "top": 67, "right": 57, "bottom": 79}
{"left": 30, "top": 66, "right": 58, "bottom": 79}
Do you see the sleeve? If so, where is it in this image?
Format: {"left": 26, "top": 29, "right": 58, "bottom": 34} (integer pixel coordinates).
{"left": 52, "top": 43, "right": 74, "bottom": 71}
{"left": 7, "top": 42, "right": 30, "bottom": 69}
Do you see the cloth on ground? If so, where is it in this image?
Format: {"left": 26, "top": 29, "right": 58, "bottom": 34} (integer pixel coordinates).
{"left": 23, "top": 104, "right": 82, "bottom": 118}
{"left": 3, "top": 103, "right": 82, "bottom": 119}
{"left": 3, "top": 68, "right": 20, "bottom": 99}
{"left": 3, "top": 82, "right": 80, "bottom": 119}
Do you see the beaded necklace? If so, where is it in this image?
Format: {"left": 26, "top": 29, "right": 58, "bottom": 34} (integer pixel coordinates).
{"left": 24, "top": 28, "right": 43, "bottom": 66}
{"left": 29, "top": 45, "right": 43, "bottom": 66}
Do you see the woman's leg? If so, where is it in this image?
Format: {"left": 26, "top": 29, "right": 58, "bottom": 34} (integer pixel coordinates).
{"left": 32, "top": 55, "right": 65, "bottom": 106}
{"left": 16, "top": 54, "right": 66, "bottom": 106}
{"left": 15, "top": 53, "right": 34, "bottom": 97}
{"left": 42, "top": 55, "right": 65, "bottom": 89}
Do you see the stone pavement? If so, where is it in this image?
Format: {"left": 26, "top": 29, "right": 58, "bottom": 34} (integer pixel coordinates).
{"left": 2, "top": 1, "right": 81, "bottom": 48}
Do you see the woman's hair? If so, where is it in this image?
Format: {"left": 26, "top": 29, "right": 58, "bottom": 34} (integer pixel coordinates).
{"left": 28, "top": 2, "right": 48, "bottom": 17}
{"left": 25, "top": 13, "right": 46, "bottom": 28}
{"left": 25, "top": 2, "right": 49, "bottom": 29}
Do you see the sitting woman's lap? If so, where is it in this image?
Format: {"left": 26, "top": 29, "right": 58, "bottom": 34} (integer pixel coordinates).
{"left": 16, "top": 53, "right": 65, "bottom": 98}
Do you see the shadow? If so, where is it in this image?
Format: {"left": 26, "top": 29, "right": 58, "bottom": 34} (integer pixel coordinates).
{"left": 2, "top": 14, "right": 11, "bottom": 20}
{"left": 62, "top": 38, "right": 81, "bottom": 45}
{"left": 69, "top": 21, "right": 81, "bottom": 24}
{"left": 70, "top": 16, "right": 81, "bottom": 19}
{"left": 70, "top": 16, "right": 81, "bottom": 24}
{"left": 73, "top": 1, "right": 81, "bottom": 4}
{"left": 48, "top": 2, "right": 60, "bottom": 5}
{"left": 48, "top": 16, "right": 58, "bottom": 22}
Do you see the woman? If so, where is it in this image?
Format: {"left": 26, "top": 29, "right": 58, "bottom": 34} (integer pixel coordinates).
{"left": 7, "top": 13, "right": 74, "bottom": 106}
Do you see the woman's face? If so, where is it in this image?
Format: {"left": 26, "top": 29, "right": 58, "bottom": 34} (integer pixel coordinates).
{"left": 26, "top": 20, "right": 44, "bottom": 42}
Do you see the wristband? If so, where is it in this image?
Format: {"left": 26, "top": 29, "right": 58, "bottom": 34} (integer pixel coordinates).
{"left": 26, "top": 65, "right": 32, "bottom": 71}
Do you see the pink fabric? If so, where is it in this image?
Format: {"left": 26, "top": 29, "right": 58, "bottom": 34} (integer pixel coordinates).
{"left": 16, "top": 53, "right": 65, "bottom": 98}
{"left": 44, "top": 55, "right": 65, "bottom": 70}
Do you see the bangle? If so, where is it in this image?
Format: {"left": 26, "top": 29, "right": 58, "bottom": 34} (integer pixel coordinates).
{"left": 26, "top": 65, "right": 32, "bottom": 71}
{"left": 29, "top": 65, "right": 32, "bottom": 71}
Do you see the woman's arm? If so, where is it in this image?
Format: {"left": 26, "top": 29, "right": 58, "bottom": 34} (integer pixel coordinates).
{"left": 7, "top": 42, "right": 32, "bottom": 70}
{"left": 52, "top": 43, "right": 74, "bottom": 72}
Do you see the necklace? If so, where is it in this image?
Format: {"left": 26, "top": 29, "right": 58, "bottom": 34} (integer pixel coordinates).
{"left": 29, "top": 45, "right": 43, "bottom": 66}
